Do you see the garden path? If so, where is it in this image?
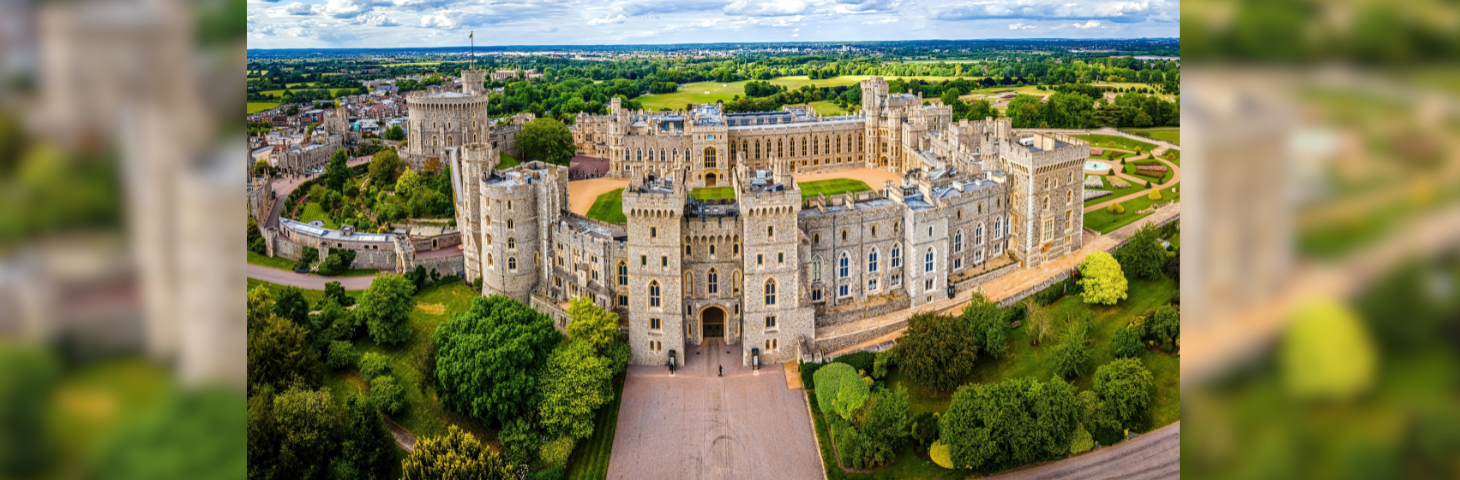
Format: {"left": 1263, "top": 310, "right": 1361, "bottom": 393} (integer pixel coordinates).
{"left": 1082, "top": 154, "right": 1180, "bottom": 214}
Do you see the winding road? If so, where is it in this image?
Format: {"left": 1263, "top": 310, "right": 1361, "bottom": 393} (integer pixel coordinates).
{"left": 252, "top": 155, "right": 378, "bottom": 289}
{"left": 984, "top": 422, "right": 1180, "bottom": 480}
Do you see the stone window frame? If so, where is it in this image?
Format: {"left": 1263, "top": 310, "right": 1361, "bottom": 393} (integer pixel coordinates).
{"left": 868, "top": 248, "right": 880, "bottom": 273}
{"left": 648, "top": 281, "right": 661, "bottom": 308}
{"left": 765, "top": 315, "right": 777, "bottom": 329}
{"left": 975, "top": 223, "right": 985, "bottom": 246}
{"left": 812, "top": 256, "right": 823, "bottom": 282}
{"left": 764, "top": 279, "right": 777, "bottom": 306}
{"left": 777, "top": 252, "right": 785, "bottom": 264}
{"left": 924, "top": 248, "right": 934, "bottom": 273}
{"left": 508, "top": 257, "right": 518, "bottom": 271}
{"left": 954, "top": 229, "right": 963, "bottom": 253}
{"left": 707, "top": 269, "right": 719, "bottom": 295}
{"left": 838, "top": 252, "right": 851, "bottom": 278}
{"left": 891, "top": 243, "right": 902, "bottom": 268}
{"left": 684, "top": 272, "right": 694, "bottom": 296}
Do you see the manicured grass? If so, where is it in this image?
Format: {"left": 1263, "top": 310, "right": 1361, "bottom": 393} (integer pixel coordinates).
{"left": 1082, "top": 183, "right": 1180, "bottom": 234}
{"left": 48, "top": 358, "right": 172, "bottom": 480}
{"left": 1121, "top": 128, "right": 1180, "bottom": 145}
{"left": 248, "top": 102, "right": 280, "bottom": 114}
{"left": 1070, "top": 134, "right": 1158, "bottom": 153}
{"left": 299, "top": 202, "right": 339, "bottom": 229}
{"left": 585, "top": 188, "right": 627, "bottom": 224}
{"left": 1167, "top": 232, "right": 1180, "bottom": 249}
{"left": 808, "top": 100, "right": 848, "bottom": 116}
{"left": 246, "top": 278, "right": 365, "bottom": 306}
{"left": 257, "top": 88, "right": 353, "bottom": 98}
{"left": 565, "top": 376, "right": 626, "bottom": 480}
{"left": 690, "top": 186, "right": 736, "bottom": 201}
{"left": 635, "top": 80, "right": 750, "bottom": 110}
{"left": 248, "top": 250, "right": 298, "bottom": 270}
{"left": 496, "top": 152, "right": 520, "bottom": 170}
{"left": 798, "top": 178, "right": 873, "bottom": 200}
{"left": 1156, "top": 149, "right": 1180, "bottom": 166}
{"left": 326, "top": 282, "right": 493, "bottom": 443}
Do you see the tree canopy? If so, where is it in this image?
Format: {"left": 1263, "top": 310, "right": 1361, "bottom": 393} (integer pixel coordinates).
{"left": 939, "top": 376, "right": 1081, "bottom": 472}
{"left": 894, "top": 311, "right": 978, "bottom": 392}
{"left": 1077, "top": 251, "right": 1128, "bottom": 305}
{"left": 434, "top": 295, "right": 562, "bottom": 426}
{"left": 1115, "top": 223, "right": 1167, "bottom": 281}
{"left": 1093, "top": 358, "right": 1154, "bottom": 431}
{"left": 401, "top": 426, "right": 513, "bottom": 480}
{"left": 537, "top": 340, "right": 616, "bottom": 440}
{"left": 357, "top": 273, "right": 416, "bottom": 345}
{"left": 247, "top": 315, "right": 325, "bottom": 392}
{"left": 368, "top": 149, "right": 404, "bottom": 189}
{"left": 517, "top": 118, "right": 576, "bottom": 165}
{"left": 813, "top": 362, "right": 870, "bottom": 422}
{"left": 566, "top": 296, "right": 620, "bottom": 354}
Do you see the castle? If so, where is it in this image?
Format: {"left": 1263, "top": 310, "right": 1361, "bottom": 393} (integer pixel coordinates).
{"left": 447, "top": 73, "right": 1089, "bottom": 366}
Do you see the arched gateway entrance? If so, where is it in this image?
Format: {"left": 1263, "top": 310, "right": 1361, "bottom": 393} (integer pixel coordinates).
{"left": 705, "top": 172, "right": 717, "bottom": 187}
{"left": 701, "top": 306, "right": 726, "bottom": 340}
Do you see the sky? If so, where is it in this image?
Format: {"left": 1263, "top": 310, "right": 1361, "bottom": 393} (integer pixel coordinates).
{"left": 246, "top": 0, "right": 1179, "bottom": 49}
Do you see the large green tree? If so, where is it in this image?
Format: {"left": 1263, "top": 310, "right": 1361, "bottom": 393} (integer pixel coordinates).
{"left": 1007, "top": 95, "right": 1044, "bottom": 128}
{"left": 516, "top": 118, "right": 576, "bottom": 165}
{"left": 272, "top": 286, "right": 312, "bottom": 327}
{"left": 1093, "top": 358, "right": 1154, "bottom": 431}
{"left": 538, "top": 341, "right": 615, "bottom": 439}
{"left": 0, "top": 346, "right": 56, "bottom": 477}
{"left": 338, "top": 395, "right": 396, "bottom": 480}
{"left": 270, "top": 387, "right": 340, "bottom": 480}
{"left": 435, "top": 295, "right": 562, "bottom": 426}
{"left": 1077, "top": 251, "right": 1128, "bottom": 305}
{"left": 367, "top": 149, "right": 404, "bottom": 189}
{"left": 566, "top": 296, "right": 620, "bottom": 353}
{"left": 813, "top": 362, "right": 870, "bottom": 422}
{"left": 358, "top": 273, "right": 416, "bottom": 345}
{"left": 247, "top": 315, "right": 325, "bottom": 392}
{"left": 939, "top": 376, "right": 1080, "bottom": 472}
{"left": 1147, "top": 304, "right": 1180, "bottom": 350}
{"left": 1115, "top": 223, "right": 1167, "bottom": 281}
{"left": 1051, "top": 315, "right": 1090, "bottom": 378}
{"left": 857, "top": 387, "right": 912, "bottom": 468}
{"left": 962, "top": 293, "right": 1008, "bottom": 359}
{"left": 401, "top": 426, "right": 513, "bottom": 480}
{"left": 324, "top": 149, "right": 352, "bottom": 192}
{"left": 893, "top": 311, "right": 978, "bottom": 392}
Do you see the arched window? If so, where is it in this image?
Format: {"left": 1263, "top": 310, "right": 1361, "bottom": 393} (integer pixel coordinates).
{"left": 812, "top": 136, "right": 819, "bottom": 155}
{"left": 732, "top": 270, "right": 742, "bottom": 294}
{"left": 801, "top": 137, "right": 808, "bottom": 156}
{"left": 924, "top": 248, "right": 934, "bottom": 273}
{"left": 685, "top": 272, "right": 694, "bottom": 294}
{"left": 485, "top": 234, "right": 492, "bottom": 246}
{"left": 835, "top": 134, "right": 842, "bottom": 153}
{"left": 825, "top": 135, "right": 831, "bottom": 155}
{"left": 777, "top": 139, "right": 783, "bottom": 158}
{"left": 839, "top": 252, "right": 850, "bottom": 278}
{"left": 742, "top": 140, "right": 748, "bottom": 159}
{"left": 868, "top": 248, "right": 879, "bottom": 273}
{"left": 975, "top": 224, "right": 984, "bottom": 245}
{"left": 673, "top": 149, "right": 679, "bottom": 162}
{"left": 704, "top": 147, "right": 717, "bottom": 169}
{"left": 648, "top": 149, "right": 655, "bottom": 162}
{"left": 957, "top": 208, "right": 963, "bottom": 220}
{"left": 812, "top": 256, "right": 823, "bottom": 282}
{"left": 1067, "top": 191, "right": 1073, "bottom": 204}
{"left": 730, "top": 141, "right": 737, "bottom": 160}
{"left": 708, "top": 269, "right": 719, "bottom": 294}
{"left": 755, "top": 139, "right": 761, "bottom": 160}
{"left": 858, "top": 132, "right": 864, "bottom": 151}
{"left": 660, "top": 148, "right": 666, "bottom": 162}
{"left": 487, "top": 253, "right": 494, "bottom": 267}
{"left": 509, "top": 257, "right": 518, "bottom": 271}
{"left": 648, "top": 281, "right": 661, "bottom": 307}
{"left": 618, "top": 261, "right": 628, "bottom": 286}
{"left": 636, "top": 149, "right": 643, "bottom": 162}
{"left": 764, "top": 279, "right": 777, "bottom": 306}
{"left": 507, "top": 238, "right": 516, "bottom": 250}
{"left": 954, "top": 230, "right": 963, "bottom": 253}
{"left": 891, "top": 244, "right": 902, "bottom": 268}
{"left": 994, "top": 218, "right": 1003, "bottom": 238}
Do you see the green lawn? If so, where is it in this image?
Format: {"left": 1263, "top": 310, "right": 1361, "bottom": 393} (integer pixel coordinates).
{"left": 496, "top": 152, "right": 520, "bottom": 170}
{"left": 1157, "top": 149, "right": 1180, "bottom": 166}
{"left": 1167, "top": 233, "right": 1180, "bottom": 250}
{"left": 47, "top": 358, "right": 172, "bottom": 480}
{"left": 636, "top": 75, "right": 977, "bottom": 111}
{"left": 690, "top": 186, "right": 736, "bottom": 201}
{"left": 1070, "top": 134, "right": 1158, "bottom": 153}
{"left": 325, "top": 282, "right": 493, "bottom": 444}
{"left": 808, "top": 100, "right": 848, "bottom": 116}
{"left": 1084, "top": 176, "right": 1144, "bottom": 207}
{"left": 246, "top": 278, "right": 364, "bottom": 307}
{"left": 565, "top": 376, "right": 626, "bottom": 480}
{"left": 1121, "top": 128, "right": 1180, "bottom": 145}
{"left": 586, "top": 188, "right": 627, "bottom": 224}
{"left": 1082, "top": 183, "right": 1180, "bottom": 234}
{"left": 257, "top": 88, "right": 353, "bottom": 98}
{"left": 248, "top": 250, "right": 297, "bottom": 270}
{"left": 299, "top": 202, "right": 339, "bottom": 229}
{"left": 248, "top": 102, "right": 280, "bottom": 114}
{"left": 797, "top": 178, "right": 873, "bottom": 200}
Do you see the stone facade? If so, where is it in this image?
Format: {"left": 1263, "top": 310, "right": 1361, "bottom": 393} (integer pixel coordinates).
{"left": 272, "top": 108, "right": 360, "bottom": 174}
{"left": 403, "top": 71, "right": 492, "bottom": 169}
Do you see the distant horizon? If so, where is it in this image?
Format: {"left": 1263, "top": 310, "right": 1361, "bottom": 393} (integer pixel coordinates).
{"left": 245, "top": 37, "right": 1180, "bottom": 51}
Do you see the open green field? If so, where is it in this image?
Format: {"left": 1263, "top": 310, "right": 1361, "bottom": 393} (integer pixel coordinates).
{"left": 1092, "top": 82, "right": 1177, "bottom": 101}
{"left": 248, "top": 102, "right": 280, "bottom": 114}
{"left": 1083, "top": 183, "right": 1180, "bottom": 234}
{"left": 808, "top": 100, "right": 848, "bottom": 116}
{"left": 798, "top": 178, "right": 872, "bottom": 199}
{"left": 257, "top": 88, "right": 353, "bottom": 98}
{"left": 248, "top": 250, "right": 297, "bottom": 270}
{"left": 586, "top": 188, "right": 627, "bottom": 224}
{"left": 496, "top": 152, "right": 520, "bottom": 170}
{"left": 299, "top": 202, "right": 339, "bottom": 229}
{"left": 1121, "top": 128, "right": 1180, "bottom": 145}
{"left": 1071, "top": 134, "right": 1158, "bottom": 153}
{"left": 637, "top": 75, "right": 983, "bottom": 110}
{"left": 565, "top": 376, "right": 626, "bottom": 480}
{"left": 902, "top": 59, "right": 984, "bottom": 64}
{"left": 690, "top": 186, "right": 736, "bottom": 201}
{"left": 382, "top": 61, "right": 445, "bottom": 67}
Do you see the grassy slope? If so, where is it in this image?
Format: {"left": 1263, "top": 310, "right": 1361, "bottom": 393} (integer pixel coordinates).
{"left": 565, "top": 376, "right": 626, "bottom": 480}
{"left": 1071, "top": 134, "right": 1158, "bottom": 153}
{"left": 586, "top": 188, "right": 627, "bottom": 224}
{"left": 1121, "top": 128, "right": 1180, "bottom": 145}
{"left": 1083, "top": 183, "right": 1180, "bottom": 234}
{"left": 690, "top": 187, "right": 736, "bottom": 201}
{"left": 496, "top": 152, "right": 521, "bottom": 170}
{"left": 798, "top": 178, "right": 872, "bottom": 200}
{"left": 47, "top": 359, "right": 171, "bottom": 480}
{"left": 248, "top": 102, "right": 280, "bottom": 114}
{"left": 299, "top": 202, "right": 338, "bottom": 229}
{"left": 248, "top": 250, "right": 298, "bottom": 270}
{"left": 808, "top": 100, "right": 848, "bottom": 116}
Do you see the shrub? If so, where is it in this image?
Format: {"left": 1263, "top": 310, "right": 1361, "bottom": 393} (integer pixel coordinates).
{"left": 813, "top": 363, "right": 870, "bottom": 422}
{"left": 1094, "top": 358, "right": 1154, "bottom": 431}
{"left": 499, "top": 418, "right": 541, "bottom": 466}
{"left": 0, "top": 347, "right": 57, "bottom": 476}
{"left": 539, "top": 437, "right": 575, "bottom": 466}
{"left": 317, "top": 250, "right": 357, "bottom": 276}
{"left": 1148, "top": 305, "right": 1181, "bottom": 351}
{"left": 359, "top": 274, "right": 416, "bottom": 345}
{"left": 1077, "top": 251, "right": 1128, "bottom": 305}
{"left": 800, "top": 362, "right": 823, "bottom": 389}
{"left": 1112, "top": 325, "right": 1145, "bottom": 359}
{"left": 930, "top": 441, "right": 954, "bottom": 469}
{"left": 893, "top": 312, "right": 978, "bottom": 392}
{"left": 834, "top": 351, "right": 876, "bottom": 373}
{"left": 872, "top": 351, "right": 893, "bottom": 380}
{"left": 1070, "top": 426, "right": 1094, "bottom": 455}
{"left": 530, "top": 465, "right": 565, "bottom": 480}
{"left": 1148, "top": 188, "right": 1162, "bottom": 200}
{"left": 358, "top": 352, "right": 392, "bottom": 380}
{"left": 369, "top": 376, "right": 404, "bottom": 416}
{"left": 293, "top": 246, "right": 318, "bottom": 271}
{"left": 910, "top": 411, "right": 939, "bottom": 447}
{"left": 326, "top": 341, "right": 359, "bottom": 369}
{"left": 1052, "top": 319, "right": 1090, "bottom": 378}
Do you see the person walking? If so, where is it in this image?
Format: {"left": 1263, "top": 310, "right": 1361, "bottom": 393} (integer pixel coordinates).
{"left": 718, "top": 365, "right": 722, "bottom": 377}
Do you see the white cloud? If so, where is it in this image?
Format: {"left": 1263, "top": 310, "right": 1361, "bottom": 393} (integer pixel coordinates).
{"left": 933, "top": 0, "right": 1155, "bottom": 23}
{"left": 1008, "top": 22, "right": 1034, "bottom": 29}
{"left": 588, "top": 14, "right": 627, "bottom": 25}
{"left": 418, "top": 13, "right": 457, "bottom": 28}
{"left": 362, "top": 13, "right": 399, "bottom": 26}
{"left": 834, "top": 0, "right": 898, "bottom": 13}
{"left": 863, "top": 17, "right": 897, "bottom": 24}
{"left": 1072, "top": 20, "right": 1101, "bottom": 29}
{"left": 723, "top": 0, "right": 810, "bottom": 17}
{"left": 616, "top": 0, "right": 729, "bottom": 16}
{"left": 318, "top": 0, "right": 391, "bottom": 18}
{"left": 283, "top": 2, "right": 315, "bottom": 15}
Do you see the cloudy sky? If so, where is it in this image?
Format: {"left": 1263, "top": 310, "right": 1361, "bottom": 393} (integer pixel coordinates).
{"left": 246, "top": 0, "right": 1179, "bottom": 48}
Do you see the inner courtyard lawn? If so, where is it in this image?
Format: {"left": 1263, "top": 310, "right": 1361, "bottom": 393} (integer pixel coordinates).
{"left": 798, "top": 178, "right": 872, "bottom": 199}
{"left": 585, "top": 188, "right": 627, "bottom": 224}
{"left": 1071, "top": 134, "right": 1158, "bottom": 153}
{"left": 808, "top": 100, "right": 848, "bottom": 116}
{"left": 690, "top": 186, "right": 736, "bottom": 201}
{"left": 298, "top": 202, "right": 339, "bottom": 229}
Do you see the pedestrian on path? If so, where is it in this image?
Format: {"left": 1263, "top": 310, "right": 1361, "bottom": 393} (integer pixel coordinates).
{"left": 718, "top": 365, "right": 722, "bottom": 377}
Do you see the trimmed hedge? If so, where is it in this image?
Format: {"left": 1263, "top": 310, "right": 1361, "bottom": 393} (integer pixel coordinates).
{"left": 833, "top": 351, "right": 876, "bottom": 374}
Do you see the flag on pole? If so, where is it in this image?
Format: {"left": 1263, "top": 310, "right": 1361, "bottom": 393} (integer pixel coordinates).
{"left": 469, "top": 31, "right": 474, "bottom": 38}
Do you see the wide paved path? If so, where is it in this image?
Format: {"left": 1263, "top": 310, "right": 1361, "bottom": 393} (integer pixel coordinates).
{"left": 607, "top": 340, "right": 823, "bottom": 480}
{"left": 983, "top": 422, "right": 1179, "bottom": 480}
{"left": 246, "top": 264, "right": 375, "bottom": 290}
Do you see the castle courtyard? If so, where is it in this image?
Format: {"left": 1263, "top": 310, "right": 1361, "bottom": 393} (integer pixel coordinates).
{"left": 789, "top": 166, "right": 902, "bottom": 191}
{"left": 607, "top": 340, "right": 823, "bottom": 480}
{"left": 567, "top": 177, "right": 630, "bottom": 216}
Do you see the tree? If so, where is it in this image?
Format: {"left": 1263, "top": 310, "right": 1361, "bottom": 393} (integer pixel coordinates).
{"left": 939, "top": 377, "right": 1079, "bottom": 471}
{"left": 336, "top": 395, "right": 396, "bottom": 480}
{"left": 317, "top": 250, "right": 357, "bottom": 276}
{"left": 1148, "top": 305, "right": 1180, "bottom": 350}
{"left": 1021, "top": 298, "right": 1054, "bottom": 346}
{"left": 962, "top": 293, "right": 1008, "bottom": 358}
{"left": 395, "top": 169, "right": 424, "bottom": 198}
{"left": 566, "top": 297, "right": 620, "bottom": 353}
{"left": 435, "top": 295, "right": 562, "bottom": 426}
{"left": 537, "top": 341, "right": 615, "bottom": 440}
{"left": 858, "top": 387, "right": 912, "bottom": 468}
{"left": 1051, "top": 316, "right": 1090, "bottom": 378}
{"left": 383, "top": 125, "right": 405, "bottom": 141}
{"left": 358, "top": 273, "right": 416, "bottom": 345}
{"left": 358, "top": 352, "right": 392, "bottom": 381}
{"left": 271, "top": 387, "right": 340, "bottom": 480}
{"left": 402, "top": 426, "right": 513, "bottom": 480}
{"left": 369, "top": 376, "right": 404, "bottom": 416}
{"left": 539, "top": 437, "right": 575, "bottom": 466}
{"left": 498, "top": 418, "right": 541, "bottom": 467}
{"left": 894, "top": 312, "right": 978, "bottom": 392}
{"left": 248, "top": 315, "right": 325, "bottom": 392}
{"left": 1007, "top": 95, "right": 1044, "bottom": 128}
{"left": 813, "top": 362, "right": 870, "bottom": 422}
{"left": 326, "top": 341, "right": 358, "bottom": 369}
{"left": 247, "top": 286, "right": 274, "bottom": 333}
{"left": 1112, "top": 325, "right": 1145, "bottom": 359}
{"left": 247, "top": 386, "right": 279, "bottom": 480}
{"left": 324, "top": 149, "right": 352, "bottom": 192}
{"left": 273, "top": 286, "right": 312, "bottom": 327}
{"left": 323, "top": 281, "right": 355, "bottom": 307}
{"left": 517, "top": 118, "right": 576, "bottom": 165}
{"left": 1077, "top": 251, "right": 1128, "bottom": 305}
{"left": 368, "top": 149, "right": 403, "bottom": 189}
{"left": 1093, "top": 358, "right": 1153, "bottom": 431}
{"left": 1115, "top": 223, "right": 1166, "bottom": 281}
{"left": 0, "top": 346, "right": 56, "bottom": 477}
